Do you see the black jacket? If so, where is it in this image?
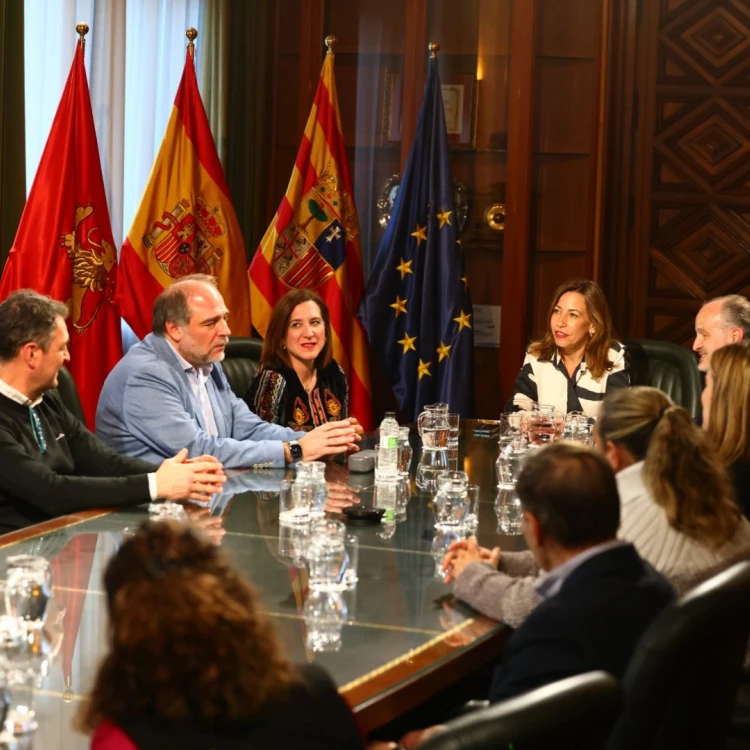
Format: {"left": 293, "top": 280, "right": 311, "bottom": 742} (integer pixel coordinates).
{"left": 111, "top": 664, "right": 364, "bottom": 750}
{"left": 490, "top": 543, "right": 674, "bottom": 703}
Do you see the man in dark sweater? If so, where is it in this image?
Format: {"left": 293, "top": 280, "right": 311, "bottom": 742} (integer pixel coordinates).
{"left": 0, "top": 290, "right": 225, "bottom": 532}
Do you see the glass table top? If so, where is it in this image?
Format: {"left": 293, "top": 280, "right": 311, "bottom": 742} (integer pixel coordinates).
{"left": 0, "top": 420, "right": 523, "bottom": 748}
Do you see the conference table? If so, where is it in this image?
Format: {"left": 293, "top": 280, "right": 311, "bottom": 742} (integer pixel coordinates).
{"left": 0, "top": 420, "right": 526, "bottom": 748}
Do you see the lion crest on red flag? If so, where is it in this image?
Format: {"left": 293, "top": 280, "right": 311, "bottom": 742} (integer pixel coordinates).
{"left": 142, "top": 197, "right": 226, "bottom": 279}
{"left": 60, "top": 204, "right": 117, "bottom": 334}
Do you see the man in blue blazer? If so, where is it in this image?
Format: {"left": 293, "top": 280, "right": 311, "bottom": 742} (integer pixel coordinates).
{"left": 96, "top": 275, "right": 360, "bottom": 469}
{"left": 488, "top": 442, "right": 674, "bottom": 702}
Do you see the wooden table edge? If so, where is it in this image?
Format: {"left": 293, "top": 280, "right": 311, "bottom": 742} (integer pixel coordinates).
{"left": 0, "top": 509, "right": 114, "bottom": 550}
{"left": 342, "top": 617, "right": 510, "bottom": 732}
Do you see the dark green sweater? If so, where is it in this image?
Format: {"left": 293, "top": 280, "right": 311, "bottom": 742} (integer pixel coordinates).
{"left": 0, "top": 391, "right": 157, "bottom": 532}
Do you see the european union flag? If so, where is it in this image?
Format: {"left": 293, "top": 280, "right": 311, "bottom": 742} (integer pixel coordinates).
{"left": 358, "top": 54, "right": 474, "bottom": 422}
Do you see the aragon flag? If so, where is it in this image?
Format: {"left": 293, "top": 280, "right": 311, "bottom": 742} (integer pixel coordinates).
{"left": 248, "top": 40, "right": 373, "bottom": 430}
{"left": 0, "top": 39, "right": 121, "bottom": 429}
{"left": 117, "top": 34, "right": 251, "bottom": 339}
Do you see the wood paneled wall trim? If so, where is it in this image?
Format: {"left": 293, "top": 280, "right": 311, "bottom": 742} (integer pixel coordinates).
{"left": 499, "top": 0, "right": 538, "bottom": 399}
{"left": 298, "top": 0, "right": 326, "bottom": 135}
{"left": 400, "top": 1, "right": 428, "bottom": 171}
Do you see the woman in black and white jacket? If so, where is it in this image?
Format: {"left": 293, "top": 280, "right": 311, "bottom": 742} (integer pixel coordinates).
{"left": 507, "top": 279, "right": 629, "bottom": 417}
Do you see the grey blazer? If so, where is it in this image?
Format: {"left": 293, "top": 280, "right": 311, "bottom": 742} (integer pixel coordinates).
{"left": 96, "top": 334, "right": 303, "bottom": 469}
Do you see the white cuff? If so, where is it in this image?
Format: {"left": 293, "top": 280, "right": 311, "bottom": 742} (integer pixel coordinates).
{"left": 147, "top": 473, "right": 158, "bottom": 501}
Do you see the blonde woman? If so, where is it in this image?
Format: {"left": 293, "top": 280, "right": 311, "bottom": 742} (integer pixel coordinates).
{"left": 703, "top": 341, "right": 750, "bottom": 517}
{"left": 444, "top": 386, "right": 750, "bottom": 625}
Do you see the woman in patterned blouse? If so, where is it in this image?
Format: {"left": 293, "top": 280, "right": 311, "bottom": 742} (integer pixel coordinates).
{"left": 246, "top": 289, "right": 349, "bottom": 430}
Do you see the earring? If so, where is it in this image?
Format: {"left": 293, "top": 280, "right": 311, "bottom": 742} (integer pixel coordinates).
{"left": 281, "top": 344, "right": 286, "bottom": 350}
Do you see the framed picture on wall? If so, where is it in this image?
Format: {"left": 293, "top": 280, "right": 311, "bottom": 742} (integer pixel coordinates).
{"left": 381, "top": 70, "right": 478, "bottom": 149}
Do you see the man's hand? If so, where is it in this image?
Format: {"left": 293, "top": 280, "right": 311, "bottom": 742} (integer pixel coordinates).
{"left": 297, "top": 419, "right": 362, "bottom": 461}
{"left": 156, "top": 448, "right": 226, "bottom": 502}
{"left": 442, "top": 537, "right": 500, "bottom": 583}
{"left": 324, "top": 480, "right": 361, "bottom": 512}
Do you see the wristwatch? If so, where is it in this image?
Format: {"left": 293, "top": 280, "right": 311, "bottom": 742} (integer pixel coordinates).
{"left": 289, "top": 440, "right": 303, "bottom": 461}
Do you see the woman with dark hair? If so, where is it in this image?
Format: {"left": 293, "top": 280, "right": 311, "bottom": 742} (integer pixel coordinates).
{"left": 507, "top": 279, "right": 629, "bottom": 416}
{"left": 702, "top": 341, "right": 750, "bottom": 517}
{"left": 77, "top": 521, "right": 363, "bottom": 750}
{"left": 247, "top": 289, "right": 349, "bottom": 430}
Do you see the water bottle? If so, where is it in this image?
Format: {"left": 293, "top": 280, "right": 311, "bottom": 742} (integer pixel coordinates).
{"left": 378, "top": 411, "right": 400, "bottom": 478}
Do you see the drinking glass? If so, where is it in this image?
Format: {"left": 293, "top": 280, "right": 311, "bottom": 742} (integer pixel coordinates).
{"left": 278, "top": 479, "right": 311, "bottom": 525}
{"left": 495, "top": 486, "right": 524, "bottom": 535}
{"left": 303, "top": 590, "right": 347, "bottom": 653}
{"left": 527, "top": 408, "right": 563, "bottom": 446}
{"left": 447, "top": 413, "right": 460, "bottom": 449}
{"left": 343, "top": 534, "right": 359, "bottom": 588}
{"left": 307, "top": 520, "right": 346, "bottom": 591}
{"left": 5, "top": 557, "right": 52, "bottom": 629}
{"left": 563, "top": 413, "right": 594, "bottom": 445}
{"left": 295, "top": 461, "right": 328, "bottom": 517}
{"left": 431, "top": 527, "right": 462, "bottom": 579}
{"left": 434, "top": 471, "right": 470, "bottom": 527}
{"left": 495, "top": 438, "right": 528, "bottom": 488}
{"left": 398, "top": 427, "right": 413, "bottom": 475}
{"left": 463, "top": 484, "right": 480, "bottom": 535}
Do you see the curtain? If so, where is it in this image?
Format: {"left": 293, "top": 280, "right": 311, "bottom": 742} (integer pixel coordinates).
{"left": 24, "top": 0, "right": 202, "bottom": 248}
{"left": 0, "top": 0, "right": 25, "bottom": 271}
{"left": 225, "top": 0, "right": 273, "bottom": 262}
{"left": 198, "top": 0, "right": 228, "bottom": 165}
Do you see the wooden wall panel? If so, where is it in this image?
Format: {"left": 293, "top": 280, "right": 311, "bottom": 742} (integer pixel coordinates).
{"left": 618, "top": 0, "right": 750, "bottom": 343}
{"left": 538, "top": 0, "right": 601, "bottom": 57}
{"left": 536, "top": 59, "right": 597, "bottom": 153}
{"left": 535, "top": 155, "right": 592, "bottom": 250}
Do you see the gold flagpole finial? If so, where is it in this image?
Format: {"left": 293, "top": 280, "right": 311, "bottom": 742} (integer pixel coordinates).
{"left": 186, "top": 27, "right": 198, "bottom": 57}
{"left": 325, "top": 35, "right": 337, "bottom": 54}
{"left": 76, "top": 23, "right": 89, "bottom": 53}
{"left": 428, "top": 40, "right": 440, "bottom": 59}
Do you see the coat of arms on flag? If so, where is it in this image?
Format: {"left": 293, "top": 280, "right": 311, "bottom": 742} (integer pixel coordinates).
{"left": 143, "top": 197, "right": 226, "bottom": 279}
{"left": 272, "top": 168, "right": 358, "bottom": 289}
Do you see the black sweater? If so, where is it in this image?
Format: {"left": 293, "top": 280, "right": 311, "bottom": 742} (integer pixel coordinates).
{"left": 0, "top": 391, "right": 157, "bottom": 532}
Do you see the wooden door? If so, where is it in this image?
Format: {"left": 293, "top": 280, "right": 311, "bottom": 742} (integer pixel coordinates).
{"left": 613, "top": 0, "right": 750, "bottom": 344}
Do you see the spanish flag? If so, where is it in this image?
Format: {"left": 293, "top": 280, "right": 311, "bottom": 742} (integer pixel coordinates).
{"left": 249, "top": 42, "right": 373, "bottom": 430}
{"left": 0, "top": 39, "right": 122, "bottom": 429}
{"left": 117, "top": 35, "right": 250, "bottom": 338}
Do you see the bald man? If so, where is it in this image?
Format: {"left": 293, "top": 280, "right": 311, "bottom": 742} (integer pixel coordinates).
{"left": 96, "top": 275, "right": 360, "bottom": 469}
{"left": 693, "top": 294, "right": 750, "bottom": 372}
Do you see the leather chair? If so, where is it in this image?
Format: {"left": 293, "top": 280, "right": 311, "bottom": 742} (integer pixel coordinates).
{"left": 622, "top": 338, "right": 702, "bottom": 419}
{"left": 419, "top": 672, "right": 622, "bottom": 750}
{"left": 51, "top": 365, "right": 86, "bottom": 425}
{"left": 607, "top": 560, "right": 750, "bottom": 750}
{"left": 220, "top": 336, "right": 263, "bottom": 399}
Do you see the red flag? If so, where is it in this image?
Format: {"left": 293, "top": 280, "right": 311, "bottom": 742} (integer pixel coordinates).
{"left": 50, "top": 534, "right": 98, "bottom": 691}
{"left": 249, "top": 48, "right": 373, "bottom": 430}
{"left": 117, "top": 44, "right": 251, "bottom": 339}
{"left": 0, "top": 43, "right": 122, "bottom": 428}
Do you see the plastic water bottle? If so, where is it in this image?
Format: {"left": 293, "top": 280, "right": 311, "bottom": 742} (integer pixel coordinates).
{"left": 378, "top": 411, "right": 400, "bottom": 478}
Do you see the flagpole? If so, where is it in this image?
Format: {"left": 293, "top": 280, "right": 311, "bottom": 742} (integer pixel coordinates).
{"left": 429, "top": 40, "right": 440, "bottom": 58}
{"left": 325, "top": 34, "right": 337, "bottom": 56}
{"left": 76, "top": 22, "right": 88, "bottom": 54}
{"left": 186, "top": 27, "right": 197, "bottom": 59}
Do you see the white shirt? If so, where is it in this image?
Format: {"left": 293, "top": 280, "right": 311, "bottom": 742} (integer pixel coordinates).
{"left": 167, "top": 343, "right": 219, "bottom": 437}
